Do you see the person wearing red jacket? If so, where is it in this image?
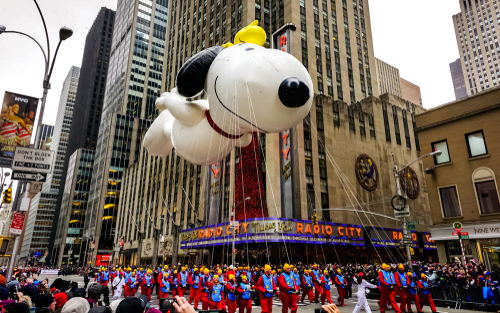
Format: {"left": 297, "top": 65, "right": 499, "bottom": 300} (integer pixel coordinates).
{"left": 142, "top": 269, "right": 155, "bottom": 301}
{"left": 379, "top": 264, "right": 401, "bottom": 313}
{"left": 418, "top": 274, "right": 436, "bottom": 313}
{"left": 226, "top": 274, "right": 238, "bottom": 313}
{"left": 334, "top": 269, "right": 347, "bottom": 306}
{"left": 279, "top": 264, "right": 299, "bottom": 313}
{"left": 255, "top": 265, "right": 276, "bottom": 313}
{"left": 159, "top": 272, "right": 171, "bottom": 306}
{"left": 405, "top": 272, "right": 422, "bottom": 313}
{"left": 394, "top": 265, "right": 408, "bottom": 313}
{"left": 300, "top": 270, "right": 314, "bottom": 303}
{"left": 321, "top": 270, "right": 333, "bottom": 305}
{"left": 188, "top": 268, "right": 201, "bottom": 310}
{"left": 199, "top": 268, "right": 212, "bottom": 310}
{"left": 207, "top": 275, "right": 225, "bottom": 310}
{"left": 177, "top": 267, "right": 189, "bottom": 297}
{"left": 237, "top": 275, "right": 253, "bottom": 313}
{"left": 170, "top": 270, "right": 179, "bottom": 297}
{"left": 311, "top": 264, "right": 322, "bottom": 303}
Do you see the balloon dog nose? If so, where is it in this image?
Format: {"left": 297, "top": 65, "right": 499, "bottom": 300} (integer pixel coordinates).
{"left": 278, "top": 77, "right": 310, "bottom": 108}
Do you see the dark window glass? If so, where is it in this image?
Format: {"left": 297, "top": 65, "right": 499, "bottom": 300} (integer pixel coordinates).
{"left": 476, "top": 180, "right": 500, "bottom": 214}
{"left": 439, "top": 186, "right": 461, "bottom": 218}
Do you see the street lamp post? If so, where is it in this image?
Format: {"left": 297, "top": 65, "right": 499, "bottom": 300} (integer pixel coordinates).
{"left": 0, "top": 0, "right": 73, "bottom": 147}
{"left": 392, "top": 150, "right": 442, "bottom": 268}
{"left": 231, "top": 197, "right": 251, "bottom": 267}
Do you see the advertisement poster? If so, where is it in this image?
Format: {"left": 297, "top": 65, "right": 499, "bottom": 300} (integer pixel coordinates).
{"left": 10, "top": 212, "right": 25, "bottom": 235}
{"left": 0, "top": 92, "right": 39, "bottom": 167}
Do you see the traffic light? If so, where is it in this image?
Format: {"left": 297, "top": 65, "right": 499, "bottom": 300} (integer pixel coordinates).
{"left": 312, "top": 213, "right": 318, "bottom": 225}
{"left": 2, "top": 188, "right": 12, "bottom": 204}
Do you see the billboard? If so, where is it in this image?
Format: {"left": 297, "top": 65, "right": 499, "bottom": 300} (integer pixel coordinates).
{"left": 0, "top": 92, "right": 39, "bottom": 167}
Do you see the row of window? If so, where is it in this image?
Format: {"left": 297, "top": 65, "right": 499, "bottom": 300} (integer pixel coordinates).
{"left": 431, "top": 129, "right": 488, "bottom": 165}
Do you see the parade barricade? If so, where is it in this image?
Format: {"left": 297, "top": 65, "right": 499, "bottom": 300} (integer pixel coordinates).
{"left": 430, "top": 286, "right": 460, "bottom": 309}
{"left": 430, "top": 285, "right": 500, "bottom": 310}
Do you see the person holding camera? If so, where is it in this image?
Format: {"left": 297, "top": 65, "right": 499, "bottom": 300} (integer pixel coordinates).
{"left": 237, "top": 275, "right": 252, "bottom": 313}
{"left": 279, "top": 264, "right": 299, "bottom": 313}
{"left": 379, "top": 263, "right": 401, "bottom": 313}
{"left": 255, "top": 265, "right": 275, "bottom": 313}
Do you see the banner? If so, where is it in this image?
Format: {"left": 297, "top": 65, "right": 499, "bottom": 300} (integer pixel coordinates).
{"left": 40, "top": 269, "right": 59, "bottom": 275}
{"left": 10, "top": 212, "right": 25, "bottom": 235}
{"left": 0, "top": 92, "right": 39, "bottom": 167}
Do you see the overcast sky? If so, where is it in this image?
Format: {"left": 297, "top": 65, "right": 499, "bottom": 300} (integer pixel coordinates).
{"left": 0, "top": 0, "right": 461, "bottom": 189}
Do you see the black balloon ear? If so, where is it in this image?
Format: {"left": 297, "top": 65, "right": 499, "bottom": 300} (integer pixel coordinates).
{"left": 176, "top": 46, "right": 225, "bottom": 97}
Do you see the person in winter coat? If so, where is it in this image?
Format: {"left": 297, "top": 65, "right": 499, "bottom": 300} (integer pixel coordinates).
{"left": 353, "top": 273, "right": 377, "bottom": 313}
{"left": 61, "top": 297, "right": 90, "bottom": 313}
{"left": 112, "top": 272, "right": 126, "bottom": 301}
{"left": 35, "top": 294, "right": 56, "bottom": 313}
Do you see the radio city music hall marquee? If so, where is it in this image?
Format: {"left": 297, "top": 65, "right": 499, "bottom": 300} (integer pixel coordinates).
{"left": 180, "top": 217, "right": 365, "bottom": 249}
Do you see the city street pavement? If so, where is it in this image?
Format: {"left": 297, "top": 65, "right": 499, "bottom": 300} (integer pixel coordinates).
{"left": 47, "top": 275, "right": 472, "bottom": 313}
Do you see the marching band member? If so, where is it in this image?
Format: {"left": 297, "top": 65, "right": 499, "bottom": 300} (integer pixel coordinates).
{"left": 300, "top": 269, "right": 314, "bottom": 303}
{"left": 226, "top": 274, "right": 238, "bottom": 313}
{"left": 170, "top": 270, "right": 179, "bottom": 297}
{"left": 279, "top": 264, "right": 299, "bottom": 313}
{"left": 207, "top": 275, "right": 225, "bottom": 310}
{"left": 200, "top": 268, "right": 212, "bottom": 310}
{"left": 178, "top": 267, "right": 189, "bottom": 297}
{"left": 159, "top": 272, "right": 171, "bottom": 306}
{"left": 312, "top": 264, "right": 322, "bottom": 303}
{"left": 379, "top": 263, "right": 401, "bottom": 313}
{"left": 395, "top": 264, "right": 408, "bottom": 313}
{"left": 353, "top": 272, "right": 377, "bottom": 313}
{"left": 405, "top": 272, "right": 421, "bottom": 313}
{"left": 142, "top": 269, "right": 154, "bottom": 301}
{"left": 188, "top": 268, "right": 201, "bottom": 309}
{"left": 321, "top": 270, "right": 333, "bottom": 305}
{"left": 418, "top": 274, "right": 436, "bottom": 313}
{"left": 237, "top": 275, "right": 253, "bottom": 313}
{"left": 334, "top": 269, "right": 347, "bottom": 306}
{"left": 255, "top": 265, "right": 276, "bottom": 313}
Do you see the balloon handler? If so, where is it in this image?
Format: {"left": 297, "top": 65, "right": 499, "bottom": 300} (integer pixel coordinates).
{"left": 255, "top": 265, "right": 277, "bottom": 313}
{"left": 279, "top": 263, "right": 300, "bottom": 313}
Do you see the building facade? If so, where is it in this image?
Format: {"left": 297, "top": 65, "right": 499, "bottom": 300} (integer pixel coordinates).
{"left": 49, "top": 7, "right": 115, "bottom": 264}
{"left": 82, "top": 0, "right": 170, "bottom": 266}
{"left": 34, "top": 125, "right": 54, "bottom": 150}
{"left": 452, "top": 0, "right": 500, "bottom": 96}
{"left": 53, "top": 149, "right": 95, "bottom": 266}
{"left": 20, "top": 66, "right": 80, "bottom": 264}
{"left": 449, "top": 58, "right": 468, "bottom": 100}
{"left": 401, "top": 78, "right": 422, "bottom": 107}
{"left": 110, "top": 0, "right": 440, "bottom": 266}
{"left": 416, "top": 86, "right": 500, "bottom": 267}
{"left": 375, "top": 58, "right": 402, "bottom": 98}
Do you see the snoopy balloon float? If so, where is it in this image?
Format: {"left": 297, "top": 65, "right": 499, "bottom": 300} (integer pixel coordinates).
{"left": 143, "top": 21, "right": 313, "bottom": 165}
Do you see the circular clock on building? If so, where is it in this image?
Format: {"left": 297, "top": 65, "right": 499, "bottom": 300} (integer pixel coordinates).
{"left": 399, "top": 167, "right": 419, "bottom": 199}
{"left": 355, "top": 154, "right": 378, "bottom": 191}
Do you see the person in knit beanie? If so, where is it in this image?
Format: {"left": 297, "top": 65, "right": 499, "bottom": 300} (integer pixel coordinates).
{"left": 54, "top": 292, "right": 68, "bottom": 312}
{"left": 0, "top": 275, "right": 8, "bottom": 301}
{"left": 61, "top": 297, "right": 90, "bottom": 313}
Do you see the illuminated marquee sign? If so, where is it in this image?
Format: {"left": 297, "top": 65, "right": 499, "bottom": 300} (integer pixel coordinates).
{"left": 180, "top": 217, "right": 364, "bottom": 249}
{"left": 369, "top": 228, "right": 419, "bottom": 248}
{"left": 422, "top": 232, "right": 437, "bottom": 250}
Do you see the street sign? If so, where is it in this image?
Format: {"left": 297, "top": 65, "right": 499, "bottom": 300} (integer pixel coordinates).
{"left": 10, "top": 213, "right": 25, "bottom": 235}
{"left": 230, "top": 221, "right": 239, "bottom": 228}
{"left": 407, "top": 225, "right": 416, "bottom": 230}
{"left": 407, "top": 221, "right": 419, "bottom": 225}
{"left": 12, "top": 147, "right": 54, "bottom": 173}
{"left": 460, "top": 235, "right": 470, "bottom": 239}
{"left": 403, "top": 234, "right": 412, "bottom": 239}
{"left": 461, "top": 232, "right": 469, "bottom": 235}
{"left": 394, "top": 205, "right": 410, "bottom": 218}
{"left": 11, "top": 170, "right": 47, "bottom": 182}
{"left": 401, "top": 239, "right": 413, "bottom": 245}
{"left": 453, "top": 221, "right": 463, "bottom": 232}
{"left": 452, "top": 231, "right": 458, "bottom": 236}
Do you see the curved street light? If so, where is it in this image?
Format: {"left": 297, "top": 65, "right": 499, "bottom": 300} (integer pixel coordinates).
{"left": 0, "top": 0, "right": 72, "bottom": 280}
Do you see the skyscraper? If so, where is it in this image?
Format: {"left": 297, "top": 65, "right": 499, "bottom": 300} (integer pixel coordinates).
{"left": 83, "top": 0, "right": 169, "bottom": 266}
{"left": 452, "top": 0, "right": 500, "bottom": 95}
{"left": 49, "top": 7, "right": 115, "bottom": 266}
{"left": 449, "top": 58, "right": 468, "bottom": 100}
{"left": 20, "top": 66, "right": 80, "bottom": 264}
{"left": 34, "top": 124, "right": 54, "bottom": 150}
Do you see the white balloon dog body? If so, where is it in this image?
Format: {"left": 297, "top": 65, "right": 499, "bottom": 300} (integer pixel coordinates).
{"left": 143, "top": 43, "right": 313, "bottom": 165}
